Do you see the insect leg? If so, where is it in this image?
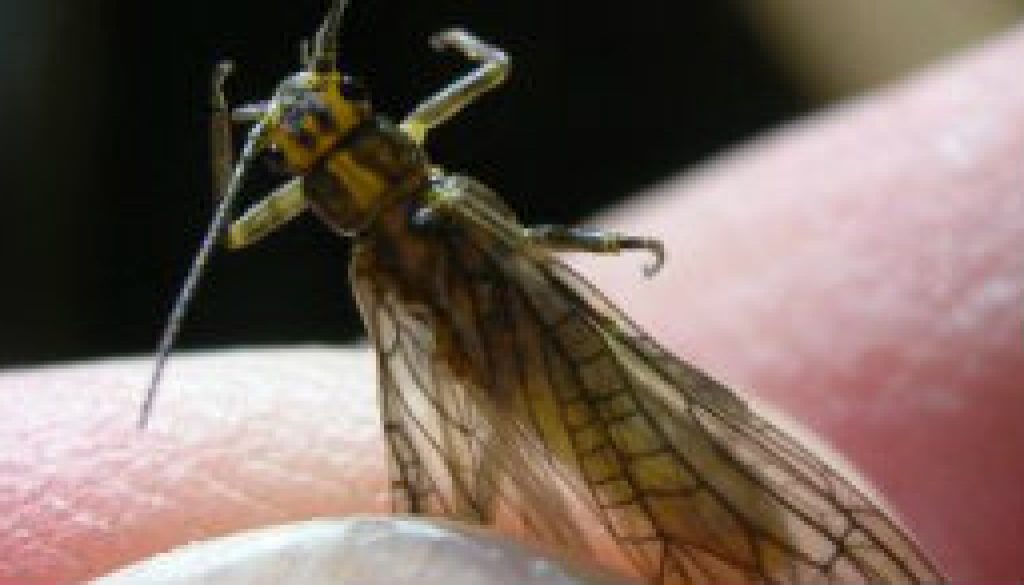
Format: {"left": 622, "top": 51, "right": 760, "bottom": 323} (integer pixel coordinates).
{"left": 400, "top": 29, "right": 509, "bottom": 145}
{"left": 525, "top": 224, "right": 666, "bottom": 277}
{"left": 208, "top": 61, "right": 306, "bottom": 250}
{"left": 232, "top": 101, "right": 272, "bottom": 123}
{"left": 210, "top": 61, "right": 235, "bottom": 203}
{"left": 224, "top": 177, "right": 308, "bottom": 249}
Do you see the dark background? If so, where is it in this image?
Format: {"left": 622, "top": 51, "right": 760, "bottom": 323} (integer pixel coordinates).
{"left": 0, "top": 0, "right": 808, "bottom": 366}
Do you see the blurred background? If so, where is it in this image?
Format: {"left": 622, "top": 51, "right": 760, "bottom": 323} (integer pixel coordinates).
{"left": 0, "top": 0, "right": 1021, "bottom": 366}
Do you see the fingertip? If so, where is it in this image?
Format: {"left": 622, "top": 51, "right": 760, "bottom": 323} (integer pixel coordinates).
{"left": 577, "top": 25, "right": 1024, "bottom": 582}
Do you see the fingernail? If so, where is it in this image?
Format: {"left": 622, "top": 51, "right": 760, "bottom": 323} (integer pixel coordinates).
{"left": 89, "top": 516, "right": 636, "bottom": 585}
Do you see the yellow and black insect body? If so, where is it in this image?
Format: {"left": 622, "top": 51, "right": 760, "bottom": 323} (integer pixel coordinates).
{"left": 141, "top": 2, "right": 945, "bottom": 583}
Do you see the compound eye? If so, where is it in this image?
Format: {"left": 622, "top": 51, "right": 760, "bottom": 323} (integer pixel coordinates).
{"left": 341, "top": 75, "right": 369, "bottom": 102}
{"left": 264, "top": 146, "right": 290, "bottom": 175}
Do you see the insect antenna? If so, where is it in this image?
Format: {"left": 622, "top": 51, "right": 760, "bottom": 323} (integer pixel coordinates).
{"left": 138, "top": 120, "right": 272, "bottom": 428}
{"left": 312, "top": 0, "right": 350, "bottom": 71}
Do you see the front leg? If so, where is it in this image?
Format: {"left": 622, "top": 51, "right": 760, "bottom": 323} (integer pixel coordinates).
{"left": 225, "top": 177, "right": 308, "bottom": 249}
{"left": 400, "top": 29, "right": 509, "bottom": 145}
{"left": 209, "top": 60, "right": 306, "bottom": 250}
{"left": 208, "top": 61, "right": 272, "bottom": 199}
{"left": 524, "top": 224, "right": 666, "bottom": 277}
{"left": 210, "top": 61, "right": 236, "bottom": 202}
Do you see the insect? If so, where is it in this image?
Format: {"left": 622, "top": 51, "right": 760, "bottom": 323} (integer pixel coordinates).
{"left": 140, "top": 1, "right": 945, "bottom": 583}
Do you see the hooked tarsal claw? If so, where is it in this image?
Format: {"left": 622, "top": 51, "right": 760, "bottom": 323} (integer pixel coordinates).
{"left": 641, "top": 239, "right": 665, "bottom": 278}
{"left": 618, "top": 235, "right": 665, "bottom": 278}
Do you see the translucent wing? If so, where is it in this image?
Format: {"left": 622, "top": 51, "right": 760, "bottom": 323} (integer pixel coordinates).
{"left": 351, "top": 175, "right": 944, "bottom": 585}
{"left": 351, "top": 210, "right": 594, "bottom": 548}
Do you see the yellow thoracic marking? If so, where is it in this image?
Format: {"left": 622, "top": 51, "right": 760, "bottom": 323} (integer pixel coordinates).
{"left": 321, "top": 80, "right": 361, "bottom": 133}
{"left": 326, "top": 151, "right": 386, "bottom": 210}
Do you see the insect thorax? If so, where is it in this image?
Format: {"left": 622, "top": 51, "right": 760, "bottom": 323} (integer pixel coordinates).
{"left": 268, "top": 71, "right": 432, "bottom": 235}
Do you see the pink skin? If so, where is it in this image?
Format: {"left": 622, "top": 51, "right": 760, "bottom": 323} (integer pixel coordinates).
{"left": 2, "top": 24, "right": 1023, "bottom": 585}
